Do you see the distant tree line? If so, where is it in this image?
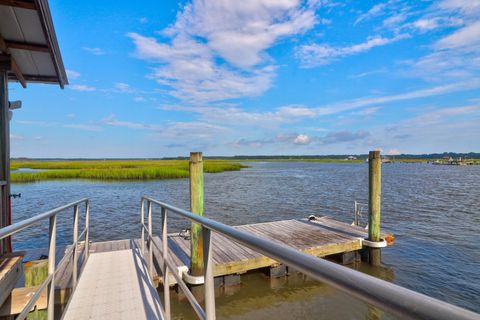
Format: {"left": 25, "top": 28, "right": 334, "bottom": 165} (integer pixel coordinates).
{"left": 13, "top": 152, "right": 480, "bottom": 161}
{"left": 163, "top": 152, "right": 480, "bottom": 160}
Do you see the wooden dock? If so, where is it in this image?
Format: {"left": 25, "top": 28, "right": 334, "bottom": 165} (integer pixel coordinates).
{"left": 31, "top": 216, "right": 391, "bottom": 288}
{"left": 0, "top": 215, "right": 393, "bottom": 317}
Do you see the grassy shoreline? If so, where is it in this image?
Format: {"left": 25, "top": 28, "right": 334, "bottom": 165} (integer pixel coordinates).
{"left": 10, "top": 157, "right": 479, "bottom": 183}
{"left": 11, "top": 160, "right": 247, "bottom": 183}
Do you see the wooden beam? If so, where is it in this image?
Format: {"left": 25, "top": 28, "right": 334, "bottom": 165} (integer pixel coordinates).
{"left": 0, "top": 54, "right": 10, "bottom": 71}
{"left": 4, "top": 40, "right": 49, "bottom": 53}
{"left": 10, "top": 74, "right": 57, "bottom": 83}
{"left": 10, "top": 58, "right": 26, "bottom": 88}
{"left": 0, "top": 0, "right": 36, "bottom": 10}
{"left": 0, "top": 38, "right": 26, "bottom": 88}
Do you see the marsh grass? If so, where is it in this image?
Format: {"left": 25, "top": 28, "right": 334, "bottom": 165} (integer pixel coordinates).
{"left": 11, "top": 160, "right": 247, "bottom": 183}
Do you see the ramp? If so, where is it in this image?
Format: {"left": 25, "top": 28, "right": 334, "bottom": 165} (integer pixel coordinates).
{"left": 62, "top": 248, "right": 164, "bottom": 320}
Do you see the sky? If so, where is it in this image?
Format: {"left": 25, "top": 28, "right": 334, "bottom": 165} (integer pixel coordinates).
{"left": 8, "top": 0, "right": 480, "bottom": 158}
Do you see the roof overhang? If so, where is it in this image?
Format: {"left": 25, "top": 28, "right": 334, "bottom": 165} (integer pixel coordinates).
{"left": 0, "top": 0, "right": 68, "bottom": 88}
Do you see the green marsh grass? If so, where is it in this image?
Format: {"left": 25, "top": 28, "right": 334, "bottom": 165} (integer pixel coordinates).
{"left": 11, "top": 160, "right": 247, "bottom": 183}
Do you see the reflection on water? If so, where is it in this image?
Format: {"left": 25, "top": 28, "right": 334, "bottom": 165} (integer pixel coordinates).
{"left": 10, "top": 162, "right": 480, "bottom": 316}
{"left": 167, "top": 263, "right": 396, "bottom": 320}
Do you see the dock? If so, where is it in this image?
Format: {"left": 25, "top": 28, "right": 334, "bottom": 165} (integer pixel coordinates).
{"left": 10, "top": 215, "right": 392, "bottom": 295}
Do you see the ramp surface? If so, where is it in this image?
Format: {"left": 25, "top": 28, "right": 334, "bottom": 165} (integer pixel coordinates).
{"left": 63, "top": 248, "right": 164, "bottom": 320}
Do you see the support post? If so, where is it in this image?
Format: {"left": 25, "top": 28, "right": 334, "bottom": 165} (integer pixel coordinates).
{"left": 0, "top": 70, "right": 10, "bottom": 254}
{"left": 203, "top": 228, "right": 216, "bottom": 320}
{"left": 161, "top": 207, "right": 170, "bottom": 320}
{"left": 147, "top": 200, "right": 153, "bottom": 278}
{"left": 140, "top": 199, "right": 145, "bottom": 255}
{"left": 72, "top": 205, "right": 79, "bottom": 290}
{"left": 368, "top": 150, "right": 382, "bottom": 266}
{"left": 189, "top": 152, "right": 204, "bottom": 276}
{"left": 47, "top": 215, "right": 57, "bottom": 320}
{"left": 84, "top": 200, "right": 90, "bottom": 263}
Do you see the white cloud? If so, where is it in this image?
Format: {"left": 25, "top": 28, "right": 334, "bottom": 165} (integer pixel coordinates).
{"left": 406, "top": 105, "right": 480, "bottom": 126}
{"left": 438, "top": 0, "right": 480, "bottom": 16}
{"left": 293, "top": 134, "right": 311, "bottom": 144}
{"left": 66, "top": 69, "right": 80, "bottom": 80}
{"left": 10, "top": 134, "right": 25, "bottom": 141}
{"left": 405, "top": 21, "right": 480, "bottom": 80}
{"left": 114, "top": 82, "right": 131, "bottom": 92}
{"left": 354, "top": 0, "right": 397, "bottom": 25}
{"left": 435, "top": 21, "right": 480, "bottom": 50}
{"left": 353, "top": 107, "right": 380, "bottom": 116}
{"left": 134, "top": 96, "right": 146, "bottom": 102}
{"left": 386, "top": 148, "right": 401, "bottom": 155}
{"left": 128, "top": 0, "right": 318, "bottom": 102}
{"left": 82, "top": 47, "right": 105, "bottom": 55}
{"left": 297, "top": 34, "right": 409, "bottom": 67}
{"left": 63, "top": 124, "right": 102, "bottom": 131}
{"left": 69, "top": 84, "right": 96, "bottom": 92}
{"left": 102, "top": 115, "right": 158, "bottom": 130}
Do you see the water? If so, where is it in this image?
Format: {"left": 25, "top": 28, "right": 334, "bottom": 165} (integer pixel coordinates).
{"left": 10, "top": 162, "right": 480, "bottom": 318}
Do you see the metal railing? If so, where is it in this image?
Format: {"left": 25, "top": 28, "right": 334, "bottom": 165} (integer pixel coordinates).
{"left": 141, "top": 195, "right": 479, "bottom": 320}
{"left": 0, "top": 198, "right": 90, "bottom": 320}
{"left": 141, "top": 197, "right": 213, "bottom": 320}
{"left": 353, "top": 200, "right": 368, "bottom": 227}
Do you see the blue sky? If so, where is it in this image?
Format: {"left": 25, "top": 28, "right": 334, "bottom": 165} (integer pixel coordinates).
{"left": 9, "top": 0, "right": 480, "bottom": 157}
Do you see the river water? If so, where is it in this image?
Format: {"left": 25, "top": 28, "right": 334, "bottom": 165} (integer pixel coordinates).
{"left": 10, "top": 162, "right": 480, "bottom": 318}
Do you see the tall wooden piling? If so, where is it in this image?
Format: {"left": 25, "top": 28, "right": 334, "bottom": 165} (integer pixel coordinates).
{"left": 189, "top": 152, "right": 204, "bottom": 276}
{"left": 368, "top": 150, "right": 382, "bottom": 266}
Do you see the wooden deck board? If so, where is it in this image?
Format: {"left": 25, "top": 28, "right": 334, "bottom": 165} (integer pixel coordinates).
{"left": 19, "top": 217, "right": 389, "bottom": 289}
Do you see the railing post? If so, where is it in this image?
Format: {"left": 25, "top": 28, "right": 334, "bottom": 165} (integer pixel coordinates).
{"left": 47, "top": 215, "right": 57, "bottom": 320}
{"left": 147, "top": 200, "right": 153, "bottom": 278}
{"left": 368, "top": 150, "right": 382, "bottom": 266}
{"left": 72, "top": 204, "right": 79, "bottom": 289}
{"left": 203, "top": 228, "right": 216, "bottom": 320}
{"left": 140, "top": 199, "right": 145, "bottom": 255}
{"left": 85, "top": 200, "right": 90, "bottom": 262}
{"left": 189, "top": 152, "right": 204, "bottom": 276}
{"left": 161, "top": 207, "right": 171, "bottom": 320}
{"left": 354, "top": 201, "right": 358, "bottom": 226}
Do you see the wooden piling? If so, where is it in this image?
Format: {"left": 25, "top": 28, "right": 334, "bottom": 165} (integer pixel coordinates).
{"left": 189, "top": 152, "right": 204, "bottom": 276}
{"left": 368, "top": 150, "right": 382, "bottom": 266}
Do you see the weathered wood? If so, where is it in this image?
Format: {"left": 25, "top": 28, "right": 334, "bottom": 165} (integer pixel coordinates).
{"left": 0, "top": 285, "right": 71, "bottom": 317}
{"left": 189, "top": 152, "right": 204, "bottom": 276}
{"left": 368, "top": 150, "right": 382, "bottom": 266}
{"left": 0, "top": 253, "right": 23, "bottom": 307}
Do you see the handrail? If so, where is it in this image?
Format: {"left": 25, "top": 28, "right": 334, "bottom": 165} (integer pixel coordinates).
{"left": 141, "top": 195, "right": 479, "bottom": 320}
{"left": 0, "top": 198, "right": 88, "bottom": 239}
{"left": 141, "top": 198, "right": 213, "bottom": 320}
{"left": 0, "top": 198, "right": 90, "bottom": 320}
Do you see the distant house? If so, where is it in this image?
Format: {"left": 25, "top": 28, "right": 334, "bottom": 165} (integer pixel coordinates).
{"left": 345, "top": 156, "right": 357, "bottom": 160}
